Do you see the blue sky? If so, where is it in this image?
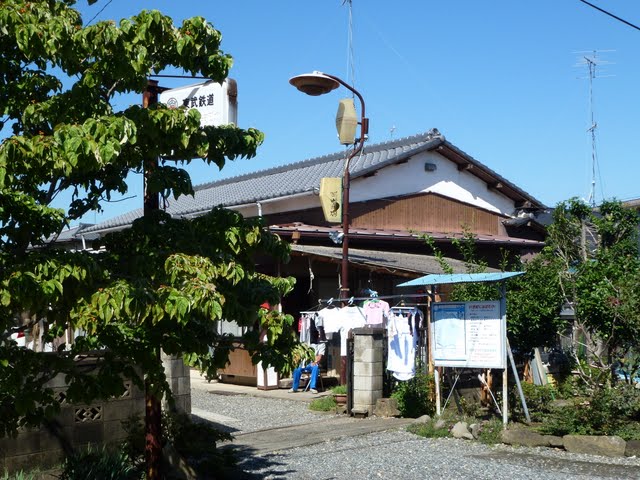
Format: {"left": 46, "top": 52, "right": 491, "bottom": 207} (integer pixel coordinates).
{"left": 73, "top": 0, "right": 640, "bottom": 224}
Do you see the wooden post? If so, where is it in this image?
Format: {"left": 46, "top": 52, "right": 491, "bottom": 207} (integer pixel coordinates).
{"left": 500, "top": 282, "right": 508, "bottom": 427}
{"left": 427, "top": 286, "right": 435, "bottom": 375}
{"left": 434, "top": 368, "right": 441, "bottom": 415}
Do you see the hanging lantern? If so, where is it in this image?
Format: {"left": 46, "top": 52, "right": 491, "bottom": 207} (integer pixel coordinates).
{"left": 335, "top": 98, "right": 357, "bottom": 145}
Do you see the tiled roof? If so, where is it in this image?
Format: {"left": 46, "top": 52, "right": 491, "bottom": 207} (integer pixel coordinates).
{"left": 46, "top": 223, "right": 100, "bottom": 243}
{"left": 83, "top": 129, "right": 544, "bottom": 234}
{"left": 289, "top": 244, "right": 497, "bottom": 275}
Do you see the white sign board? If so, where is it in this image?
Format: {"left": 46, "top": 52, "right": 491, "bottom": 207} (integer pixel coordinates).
{"left": 431, "top": 301, "right": 505, "bottom": 369}
{"left": 159, "top": 79, "right": 238, "bottom": 127}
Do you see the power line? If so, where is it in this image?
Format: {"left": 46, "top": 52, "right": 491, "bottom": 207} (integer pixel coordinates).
{"left": 578, "top": 0, "right": 640, "bottom": 32}
{"left": 85, "top": 0, "right": 114, "bottom": 26}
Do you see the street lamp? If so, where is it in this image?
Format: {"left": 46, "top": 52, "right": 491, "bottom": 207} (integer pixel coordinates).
{"left": 289, "top": 71, "right": 369, "bottom": 299}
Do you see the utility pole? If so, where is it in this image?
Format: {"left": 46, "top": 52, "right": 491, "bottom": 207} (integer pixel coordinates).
{"left": 142, "top": 78, "right": 162, "bottom": 480}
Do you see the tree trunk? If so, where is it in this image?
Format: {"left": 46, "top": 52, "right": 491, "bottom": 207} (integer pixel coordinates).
{"left": 145, "top": 385, "right": 163, "bottom": 480}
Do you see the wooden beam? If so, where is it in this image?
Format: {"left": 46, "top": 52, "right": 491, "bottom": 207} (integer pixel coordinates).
{"left": 515, "top": 200, "right": 533, "bottom": 209}
{"left": 457, "top": 163, "right": 473, "bottom": 172}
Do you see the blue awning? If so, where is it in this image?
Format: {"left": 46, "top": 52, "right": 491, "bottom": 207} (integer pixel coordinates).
{"left": 397, "top": 271, "right": 524, "bottom": 287}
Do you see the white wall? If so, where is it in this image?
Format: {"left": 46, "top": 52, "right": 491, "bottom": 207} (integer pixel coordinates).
{"left": 233, "top": 150, "right": 516, "bottom": 219}
{"left": 350, "top": 151, "right": 515, "bottom": 215}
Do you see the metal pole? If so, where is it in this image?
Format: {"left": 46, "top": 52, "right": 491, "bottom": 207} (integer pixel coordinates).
{"left": 323, "top": 74, "right": 368, "bottom": 299}
{"left": 507, "top": 337, "right": 531, "bottom": 423}
{"left": 500, "top": 283, "right": 508, "bottom": 427}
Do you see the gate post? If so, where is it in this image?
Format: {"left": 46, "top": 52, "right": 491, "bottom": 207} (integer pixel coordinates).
{"left": 350, "top": 328, "right": 385, "bottom": 416}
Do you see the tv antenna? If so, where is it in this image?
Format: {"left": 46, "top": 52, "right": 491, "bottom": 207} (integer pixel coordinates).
{"left": 343, "top": 0, "right": 356, "bottom": 91}
{"left": 574, "top": 50, "right": 614, "bottom": 207}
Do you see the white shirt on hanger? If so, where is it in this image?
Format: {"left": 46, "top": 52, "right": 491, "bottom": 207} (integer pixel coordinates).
{"left": 387, "top": 308, "right": 419, "bottom": 381}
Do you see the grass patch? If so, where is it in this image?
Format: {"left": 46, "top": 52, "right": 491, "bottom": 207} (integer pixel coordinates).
{"left": 476, "top": 418, "right": 504, "bottom": 444}
{"left": 309, "top": 395, "right": 337, "bottom": 412}
{"left": 1, "top": 471, "right": 41, "bottom": 480}
{"left": 407, "top": 421, "right": 449, "bottom": 438}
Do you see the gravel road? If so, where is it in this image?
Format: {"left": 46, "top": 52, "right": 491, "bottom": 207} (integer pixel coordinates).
{"left": 191, "top": 388, "right": 640, "bottom": 479}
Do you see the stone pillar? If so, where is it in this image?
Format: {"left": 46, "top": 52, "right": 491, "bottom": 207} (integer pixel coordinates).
{"left": 351, "top": 328, "right": 384, "bottom": 416}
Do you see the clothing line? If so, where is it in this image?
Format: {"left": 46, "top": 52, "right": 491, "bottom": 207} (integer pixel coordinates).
{"left": 298, "top": 295, "right": 426, "bottom": 384}
{"left": 318, "top": 292, "right": 432, "bottom": 305}
{"left": 391, "top": 303, "right": 430, "bottom": 308}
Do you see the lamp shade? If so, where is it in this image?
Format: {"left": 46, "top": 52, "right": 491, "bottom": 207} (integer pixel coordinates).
{"left": 289, "top": 71, "right": 340, "bottom": 96}
{"left": 335, "top": 98, "right": 358, "bottom": 145}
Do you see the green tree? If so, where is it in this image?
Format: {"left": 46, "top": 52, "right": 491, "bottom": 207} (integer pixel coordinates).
{"left": 547, "top": 198, "right": 640, "bottom": 386}
{"left": 0, "top": 1, "right": 305, "bottom": 477}
{"left": 423, "top": 231, "right": 565, "bottom": 355}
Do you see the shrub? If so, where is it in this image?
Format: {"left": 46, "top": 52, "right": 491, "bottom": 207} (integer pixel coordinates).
{"left": 58, "top": 445, "right": 139, "bottom": 480}
{"left": 537, "top": 383, "right": 640, "bottom": 438}
{"left": 309, "top": 396, "right": 337, "bottom": 412}
{"left": 612, "top": 421, "right": 640, "bottom": 441}
{"left": 390, "top": 372, "right": 435, "bottom": 418}
{"left": 536, "top": 402, "right": 592, "bottom": 437}
{"left": 511, "top": 382, "right": 557, "bottom": 422}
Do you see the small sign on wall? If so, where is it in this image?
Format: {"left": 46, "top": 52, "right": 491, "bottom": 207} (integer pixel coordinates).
{"left": 319, "top": 177, "right": 342, "bottom": 223}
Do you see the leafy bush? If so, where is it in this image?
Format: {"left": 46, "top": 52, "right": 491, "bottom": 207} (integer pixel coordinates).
{"left": 537, "top": 383, "right": 640, "bottom": 439}
{"left": 537, "top": 402, "right": 593, "bottom": 437}
{"left": 58, "top": 444, "right": 139, "bottom": 480}
{"left": 390, "top": 372, "right": 435, "bottom": 418}
{"left": 510, "top": 382, "right": 557, "bottom": 422}
{"left": 309, "top": 396, "right": 337, "bottom": 412}
{"left": 612, "top": 421, "right": 640, "bottom": 441}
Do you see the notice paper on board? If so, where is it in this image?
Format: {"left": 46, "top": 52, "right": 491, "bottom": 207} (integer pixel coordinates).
{"left": 431, "top": 301, "right": 505, "bottom": 369}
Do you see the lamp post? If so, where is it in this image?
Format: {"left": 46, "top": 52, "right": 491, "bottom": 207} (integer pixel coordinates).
{"left": 289, "top": 71, "right": 369, "bottom": 299}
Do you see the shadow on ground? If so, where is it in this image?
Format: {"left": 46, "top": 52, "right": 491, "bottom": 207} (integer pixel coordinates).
{"left": 218, "top": 444, "right": 297, "bottom": 479}
{"left": 191, "top": 413, "right": 240, "bottom": 434}
{"left": 476, "top": 451, "right": 640, "bottom": 479}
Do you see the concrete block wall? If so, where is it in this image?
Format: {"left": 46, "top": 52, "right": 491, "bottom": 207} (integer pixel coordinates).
{"left": 351, "top": 328, "right": 385, "bottom": 415}
{"left": 0, "top": 373, "right": 146, "bottom": 472}
{"left": 162, "top": 353, "right": 191, "bottom": 414}
{"left": 1, "top": 354, "right": 191, "bottom": 473}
